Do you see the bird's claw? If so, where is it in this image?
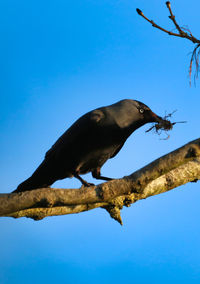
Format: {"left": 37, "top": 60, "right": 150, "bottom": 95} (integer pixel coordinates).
{"left": 84, "top": 182, "right": 95, "bottom": 187}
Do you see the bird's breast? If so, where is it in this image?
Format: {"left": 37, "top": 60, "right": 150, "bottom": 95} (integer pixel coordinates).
{"left": 76, "top": 144, "right": 120, "bottom": 175}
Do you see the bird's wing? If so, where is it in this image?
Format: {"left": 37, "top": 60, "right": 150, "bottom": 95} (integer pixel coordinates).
{"left": 45, "top": 109, "right": 105, "bottom": 160}
{"left": 110, "top": 141, "right": 126, "bottom": 159}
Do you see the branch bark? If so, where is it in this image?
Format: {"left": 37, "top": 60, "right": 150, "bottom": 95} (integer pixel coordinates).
{"left": 1, "top": 138, "right": 200, "bottom": 224}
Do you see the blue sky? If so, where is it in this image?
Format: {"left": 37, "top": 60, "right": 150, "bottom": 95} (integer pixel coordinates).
{"left": 1, "top": 0, "right": 200, "bottom": 283}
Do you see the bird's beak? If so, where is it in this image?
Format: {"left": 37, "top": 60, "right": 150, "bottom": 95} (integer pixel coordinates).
{"left": 150, "top": 111, "right": 163, "bottom": 123}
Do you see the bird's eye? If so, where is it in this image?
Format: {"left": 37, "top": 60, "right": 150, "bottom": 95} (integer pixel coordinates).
{"left": 139, "top": 108, "right": 144, "bottom": 114}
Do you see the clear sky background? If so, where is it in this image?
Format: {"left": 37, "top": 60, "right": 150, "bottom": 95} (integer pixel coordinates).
{"left": 1, "top": 0, "right": 200, "bottom": 283}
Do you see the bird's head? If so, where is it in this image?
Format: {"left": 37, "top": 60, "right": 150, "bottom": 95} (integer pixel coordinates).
{"left": 134, "top": 100, "right": 162, "bottom": 124}
{"left": 109, "top": 99, "right": 162, "bottom": 131}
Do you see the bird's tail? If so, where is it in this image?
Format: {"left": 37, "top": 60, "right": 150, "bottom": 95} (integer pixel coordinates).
{"left": 12, "top": 159, "right": 56, "bottom": 193}
{"left": 12, "top": 176, "right": 48, "bottom": 193}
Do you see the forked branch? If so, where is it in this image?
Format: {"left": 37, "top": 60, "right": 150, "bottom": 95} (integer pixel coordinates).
{"left": 136, "top": 1, "right": 200, "bottom": 85}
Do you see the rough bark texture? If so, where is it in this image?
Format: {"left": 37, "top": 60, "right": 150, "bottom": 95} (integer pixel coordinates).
{"left": 1, "top": 138, "right": 200, "bottom": 224}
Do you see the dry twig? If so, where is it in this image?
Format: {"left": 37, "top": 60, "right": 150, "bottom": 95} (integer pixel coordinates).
{"left": 146, "top": 110, "right": 186, "bottom": 140}
{"left": 136, "top": 1, "right": 200, "bottom": 85}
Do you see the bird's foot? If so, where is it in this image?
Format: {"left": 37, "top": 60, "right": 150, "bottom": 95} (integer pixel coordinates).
{"left": 92, "top": 168, "right": 113, "bottom": 182}
{"left": 83, "top": 181, "right": 95, "bottom": 187}
{"left": 74, "top": 173, "right": 95, "bottom": 187}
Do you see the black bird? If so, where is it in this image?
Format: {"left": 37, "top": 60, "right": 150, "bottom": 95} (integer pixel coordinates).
{"left": 13, "top": 99, "right": 162, "bottom": 192}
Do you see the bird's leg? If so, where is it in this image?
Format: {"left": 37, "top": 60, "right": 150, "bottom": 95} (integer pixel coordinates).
{"left": 74, "top": 173, "right": 94, "bottom": 187}
{"left": 92, "top": 168, "right": 113, "bottom": 181}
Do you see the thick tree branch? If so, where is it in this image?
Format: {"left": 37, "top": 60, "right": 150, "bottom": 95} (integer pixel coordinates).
{"left": 0, "top": 138, "right": 200, "bottom": 224}
{"left": 136, "top": 2, "right": 200, "bottom": 85}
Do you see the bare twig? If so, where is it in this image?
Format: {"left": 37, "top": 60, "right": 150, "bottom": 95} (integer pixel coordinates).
{"left": 136, "top": 8, "right": 181, "bottom": 38}
{"left": 136, "top": 2, "right": 200, "bottom": 85}
{"left": 189, "top": 43, "right": 200, "bottom": 84}
{"left": 145, "top": 110, "right": 186, "bottom": 139}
